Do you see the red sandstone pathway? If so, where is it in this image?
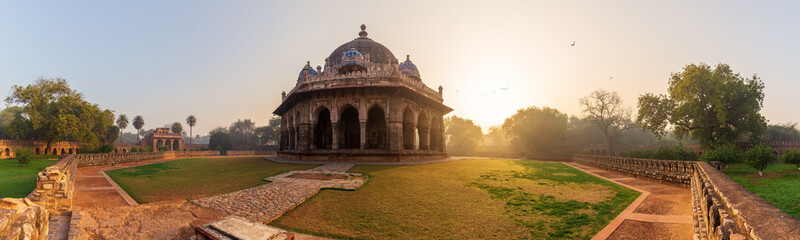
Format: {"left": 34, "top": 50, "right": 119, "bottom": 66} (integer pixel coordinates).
{"left": 563, "top": 162, "right": 693, "bottom": 240}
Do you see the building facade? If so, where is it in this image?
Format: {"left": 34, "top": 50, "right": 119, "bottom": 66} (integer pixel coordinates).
{"left": 140, "top": 128, "right": 183, "bottom": 151}
{"left": 274, "top": 25, "right": 453, "bottom": 162}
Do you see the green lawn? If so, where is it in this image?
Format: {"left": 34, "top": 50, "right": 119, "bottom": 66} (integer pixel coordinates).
{"left": 0, "top": 156, "right": 59, "bottom": 198}
{"left": 724, "top": 163, "right": 800, "bottom": 220}
{"left": 106, "top": 157, "right": 318, "bottom": 203}
{"left": 272, "top": 159, "right": 639, "bottom": 240}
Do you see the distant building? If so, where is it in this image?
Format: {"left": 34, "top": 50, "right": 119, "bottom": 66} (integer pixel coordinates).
{"left": 273, "top": 25, "right": 453, "bottom": 162}
{"left": 140, "top": 128, "right": 183, "bottom": 151}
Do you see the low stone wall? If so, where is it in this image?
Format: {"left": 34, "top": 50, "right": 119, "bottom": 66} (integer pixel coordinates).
{"left": 692, "top": 162, "right": 800, "bottom": 240}
{"left": 0, "top": 198, "right": 49, "bottom": 240}
{"left": 572, "top": 154, "right": 694, "bottom": 185}
{"left": 528, "top": 154, "right": 573, "bottom": 162}
{"left": 226, "top": 150, "right": 256, "bottom": 156}
{"left": 175, "top": 151, "right": 221, "bottom": 158}
{"left": 31, "top": 155, "right": 79, "bottom": 213}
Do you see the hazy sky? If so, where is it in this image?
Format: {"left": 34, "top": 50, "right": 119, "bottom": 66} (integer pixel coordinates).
{"left": 2, "top": 1, "right": 799, "bottom": 135}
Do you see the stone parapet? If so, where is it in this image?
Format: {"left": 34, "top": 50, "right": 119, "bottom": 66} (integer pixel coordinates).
{"left": 0, "top": 198, "right": 49, "bottom": 240}
{"left": 572, "top": 155, "right": 694, "bottom": 185}
{"left": 692, "top": 162, "right": 800, "bottom": 240}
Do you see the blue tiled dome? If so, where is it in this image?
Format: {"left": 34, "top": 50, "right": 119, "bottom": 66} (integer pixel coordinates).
{"left": 297, "top": 61, "right": 318, "bottom": 82}
{"left": 399, "top": 55, "right": 420, "bottom": 79}
{"left": 341, "top": 46, "right": 366, "bottom": 68}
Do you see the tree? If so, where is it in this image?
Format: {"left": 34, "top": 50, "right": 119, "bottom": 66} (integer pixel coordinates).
{"left": 744, "top": 144, "right": 774, "bottom": 176}
{"left": 502, "top": 106, "right": 569, "bottom": 154}
{"left": 171, "top": 122, "right": 183, "bottom": 134}
{"left": 580, "top": 89, "right": 633, "bottom": 155}
{"left": 209, "top": 132, "right": 232, "bottom": 151}
{"left": 444, "top": 116, "right": 483, "bottom": 153}
{"left": 229, "top": 119, "right": 256, "bottom": 146}
{"left": 637, "top": 63, "right": 767, "bottom": 150}
{"left": 14, "top": 149, "right": 33, "bottom": 166}
{"left": 4, "top": 78, "right": 116, "bottom": 149}
{"left": 762, "top": 123, "right": 800, "bottom": 142}
{"left": 132, "top": 115, "right": 144, "bottom": 141}
{"left": 116, "top": 114, "right": 129, "bottom": 137}
{"left": 781, "top": 150, "right": 800, "bottom": 170}
{"left": 186, "top": 115, "right": 197, "bottom": 144}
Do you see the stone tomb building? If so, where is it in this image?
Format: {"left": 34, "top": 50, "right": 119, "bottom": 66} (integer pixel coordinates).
{"left": 140, "top": 127, "right": 183, "bottom": 151}
{"left": 274, "top": 25, "right": 452, "bottom": 162}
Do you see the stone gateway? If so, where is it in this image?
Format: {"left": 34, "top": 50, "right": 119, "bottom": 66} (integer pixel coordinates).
{"left": 274, "top": 25, "right": 452, "bottom": 162}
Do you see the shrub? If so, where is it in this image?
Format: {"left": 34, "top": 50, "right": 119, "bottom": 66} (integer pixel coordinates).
{"left": 97, "top": 144, "right": 115, "bottom": 153}
{"left": 620, "top": 144, "right": 698, "bottom": 161}
{"left": 699, "top": 145, "right": 741, "bottom": 165}
{"left": 200, "top": 146, "right": 210, "bottom": 151}
{"left": 781, "top": 150, "right": 800, "bottom": 170}
{"left": 14, "top": 149, "right": 33, "bottom": 167}
{"left": 130, "top": 146, "right": 139, "bottom": 153}
{"left": 744, "top": 144, "right": 775, "bottom": 176}
{"left": 142, "top": 146, "right": 153, "bottom": 152}
{"left": 158, "top": 145, "right": 169, "bottom": 152}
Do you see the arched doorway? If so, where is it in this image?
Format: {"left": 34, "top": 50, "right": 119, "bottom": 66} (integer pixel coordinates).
{"left": 367, "top": 106, "right": 387, "bottom": 150}
{"left": 52, "top": 148, "right": 57, "bottom": 155}
{"left": 122, "top": 149, "right": 126, "bottom": 153}
{"left": 68, "top": 148, "right": 73, "bottom": 154}
{"left": 339, "top": 105, "right": 360, "bottom": 149}
{"left": 403, "top": 107, "right": 415, "bottom": 150}
{"left": 157, "top": 140, "right": 164, "bottom": 150}
{"left": 315, "top": 108, "right": 333, "bottom": 149}
{"left": 35, "top": 148, "right": 40, "bottom": 155}
{"left": 173, "top": 140, "right": 180, "bottom": 152}
{"left": 4, "top": 148, "right": 9, "bottom": 157}
{"left": 430, "top": 116, "right": 442, "bottom": 151}
{"left": 417, "top": 113, "right": 430, "bottom": 150}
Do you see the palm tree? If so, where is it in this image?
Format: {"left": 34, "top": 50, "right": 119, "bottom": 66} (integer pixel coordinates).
{"left": 132, "top": 115, "right": 145, "bottom": 141}
{"left": 116, "top": 114, "right": 129, "bottom": 140}
{"left": 186, "top": 115, "right": 197, "bottom": 144}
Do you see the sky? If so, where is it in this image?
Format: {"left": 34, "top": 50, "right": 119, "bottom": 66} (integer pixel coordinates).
{"left": 2, "top": 1, "right": 800, "bottom": 135}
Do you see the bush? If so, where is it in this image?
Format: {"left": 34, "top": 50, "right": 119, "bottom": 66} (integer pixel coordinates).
{"left": 620, "top": 144, "right": 698, "bottom": 161}
{"left": 699, "top": 145, "right": 741, "bottom": 165}
{"left": 97, "top": 144, "right": 115, "bottom": 153}
{"left": 200, "top": 146, "right": 210, "bottom": 151}
{"left": 142, "top": 146, "right": 153, "bottom": 152}
{"left": 744, "top": 144, "right": 775, "bottom": 176}
{"left": 781, "top": 150, "right": 800, "bottom": 170}
{"left": 130, "top": 146, "right": 139, "bottom": 153}
{"left": 158, "top": 145, "right": 169, "bottom": 152}
{"left": 14, "top": 149, "right": 33, "bottom": 167}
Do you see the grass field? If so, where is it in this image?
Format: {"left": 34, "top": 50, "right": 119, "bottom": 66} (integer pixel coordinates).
{"left": 106, "top": 157, "right": 318, "bottom": 203}
{"left": 0, "top": 155, "right": 59, "bottom": 198}
{"left": 272, "top": 159, "right": 639, "bottom": 240}
{"left": 724, "top": 163, "right": 800, "bottom": 220}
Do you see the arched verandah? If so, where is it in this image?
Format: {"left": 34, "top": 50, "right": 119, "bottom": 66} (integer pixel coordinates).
{"left": 430, "top": 116, "right": 442, "bottom": 151}
{"left": 367, "top": 105, "right": 388, "bottom": 150}
{"left": 417, "top": 113, "right": 430, "bottom": 150}
{"left": 314, "top": 107, "right": 333, "bottom": 149}
{"left": 173, "top": 140, "right": 180, "bottom": 152}
{"left": 339, "top": 105, "right": 360, "bottom": 149}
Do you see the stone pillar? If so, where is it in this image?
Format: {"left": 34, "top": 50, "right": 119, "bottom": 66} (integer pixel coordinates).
{"left": 389, "top": 122, "right": 403, "bottom": 151}
{"left": 440, "top": 127, "right": 446, "bottom": 153}
{"left": 360, "top": 122, "right": 366, "bottom": 150}
{"left": 309, "top": 125, "right": 316, "bottom": 150}
{"left": 420, "top": 127, "right": 430, "bottom": 150}
{"left": 331, "top": 122, "right": 339, "bottom": 150}
{"left": 298, "top": 124, "right": 310, "bottom": 151}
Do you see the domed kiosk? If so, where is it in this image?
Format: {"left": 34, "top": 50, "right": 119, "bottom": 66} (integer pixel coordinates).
{"left": 274, "top": 24, "right": 452, "bottom": 162}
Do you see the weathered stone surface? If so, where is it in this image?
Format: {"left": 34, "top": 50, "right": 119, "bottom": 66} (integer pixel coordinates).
{"left": 0, "top": 198, "right": 48, "bottom": 240}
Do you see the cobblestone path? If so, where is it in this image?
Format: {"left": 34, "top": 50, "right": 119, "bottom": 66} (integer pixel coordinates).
{"left": 193, "top": 163, "right": 359, "bottom": 224}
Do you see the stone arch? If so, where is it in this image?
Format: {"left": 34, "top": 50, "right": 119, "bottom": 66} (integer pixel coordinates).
{"left": 68, "top": 148, "right": 73, "bottom": 154}
{"left": 173, "top": 140, "right": 180, "bottom": 152}
{"left": 367, "top": 105, "right": 388, "bottom": 150}
{"left": 314, "top": 107, "right": 333, "bottom": 149}
{"left": 60, "top": 148, "right": 65, "bottom": 155}
{"left": 339, "top": 104, "right": 360, "bottom": 149}
{"left": 36, "top": 148, "right": 41, "bottom": 155}
{"left": 417, "top": 112, "right": 430, "bottom": 150}
{"left": 52, "top": 148, "right": 57, "bottom": 155}
{"left": 403, "top": 107, "right": 415, "bottom": 150}
{"left": 122, "top": 148, "right": 126, "bottom": 153}
{"left": 4, "top": 148, "right": 9, "bottom": 157}
{"left": 157, "top": 139, "right": 164, "bottom": 150}
{"left": 430, "top": 115, "right": 443, "bottom": 151}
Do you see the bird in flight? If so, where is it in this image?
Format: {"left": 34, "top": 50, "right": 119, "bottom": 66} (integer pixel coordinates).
{"left": 570, "top": 41, "right": 576, "bottom": 46}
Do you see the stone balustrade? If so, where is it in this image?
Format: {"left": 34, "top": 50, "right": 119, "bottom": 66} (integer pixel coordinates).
{"left": 572, "top": 154, "right": 695, "bottom": 185}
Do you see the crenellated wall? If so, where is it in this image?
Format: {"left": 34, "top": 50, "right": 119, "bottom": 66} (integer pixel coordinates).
{"left": 0, "top": 139, "right": 84, "bottom": 159}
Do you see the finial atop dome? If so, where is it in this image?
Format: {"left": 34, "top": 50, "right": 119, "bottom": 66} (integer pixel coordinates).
{"left": 359, "top": 24, "right": 368, "bottom": 38}
{"left": 406, "top": 55, "right": 410, "bottom": 61}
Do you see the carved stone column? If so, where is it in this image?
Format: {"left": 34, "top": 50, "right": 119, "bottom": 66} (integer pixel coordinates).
{"left": 331, "top": 122, "right": 339, "bottom": 150}
{"left": 360, "top": 122, "right": 367, "bottom": 150}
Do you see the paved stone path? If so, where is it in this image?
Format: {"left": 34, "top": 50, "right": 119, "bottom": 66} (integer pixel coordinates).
{"left": 562, "top": 162, "right": 693, "bottom": 240}
{"left": 193, "top": 163, "right": 364, "bottom": 224}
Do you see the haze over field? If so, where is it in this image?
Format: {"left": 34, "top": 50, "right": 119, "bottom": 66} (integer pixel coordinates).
{"left": 2, "top": 1, "right": 799, "bottom": 133}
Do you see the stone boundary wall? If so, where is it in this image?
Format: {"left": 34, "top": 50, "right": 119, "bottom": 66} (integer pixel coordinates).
{"left": 571, "top": 154, "right": 800, "bottom": 239}
{"left": 226, "top": 150, "right": 256, "bottom": 156}
{"left": 0, "top": 139, "right": 84, "bottom": 159}
{"left": 572, "top": 154, "right": 694, "bottom": 185}
{"left": 32, "top": 151, "right": 220, "bottom": 213}
{"left": 528, "top": 154, "right": 573, "bottom": 162}
{"left": 692, "top": 162, "right": 800, "bottom": 240}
